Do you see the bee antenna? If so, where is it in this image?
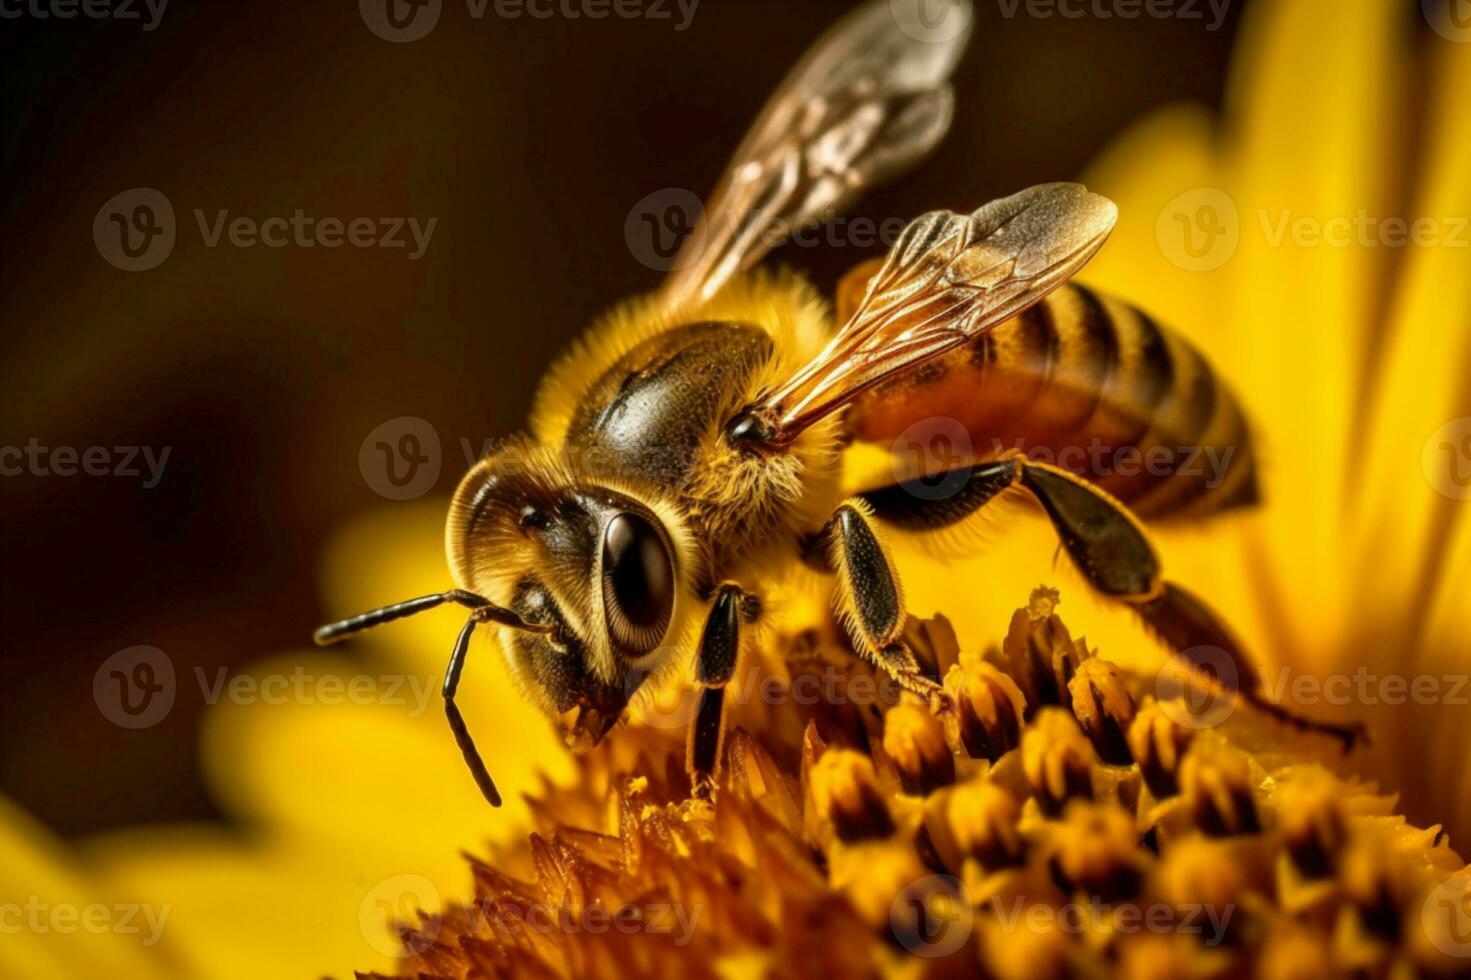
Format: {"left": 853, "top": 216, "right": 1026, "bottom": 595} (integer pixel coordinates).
{"left": 314, "top": 588, "right": 554, "bottom": 809}
{"left": 312, "top": 589, "right": 551, "bottom": 645}
{"left": 445, "top": 697, "right": 501, "bottom": 807}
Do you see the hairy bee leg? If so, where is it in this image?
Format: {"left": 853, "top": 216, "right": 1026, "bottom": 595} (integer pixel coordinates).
{"left": 1134, "top": 582, "right": 1367, "bottom": 749}
{"left": 687, "top": 583, "right": 747, "bottom": 800}
{"left": 866, "top": 453, "right": 1163, "bottom": 597}
{"left": 862, "top": 456, "right": 1365, "bottom": 748}
{"left": 821, "top": 500, "right": 947, "bottom": 708}
{"left": 1016, "top": 460, "right": 1364, "bottom": 746}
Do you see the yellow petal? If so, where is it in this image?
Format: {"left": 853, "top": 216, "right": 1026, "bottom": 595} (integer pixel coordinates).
{"left": 1083, "top": 103, "right": 1228, "bottom": 350}
{"left": 1220, "top": 0, "right": 1410, "bottom": 659}
{"left": 0, "top": 796, "right": 171, "bottom": 980}
{"left": 1349, "top": 33, "right": 1471, "bottom": 624}
{"left": 194, "top": 651, "right": 568, "bottom": 847}
{"left": 86, "top": 826, "right": 451, "bottom": 978}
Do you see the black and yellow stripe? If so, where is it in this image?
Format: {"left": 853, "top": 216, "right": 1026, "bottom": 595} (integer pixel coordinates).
{"left": 846, "top": 282, "right": 1259, "bottom": 522}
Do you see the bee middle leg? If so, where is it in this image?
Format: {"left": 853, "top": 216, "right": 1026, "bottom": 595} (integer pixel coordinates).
{"left": 816, "top": 499, "right": 949, "bottom": 710}
{"left": 862, "top": 454, "right": 1364, "bottom": 749}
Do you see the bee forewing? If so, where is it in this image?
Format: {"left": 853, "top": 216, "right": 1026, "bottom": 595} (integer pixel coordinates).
{"left": 659, "top": 0, "right": 973, "bottom": 310}
{"left": 760, "top": 183, "right": 1119, "bottom": 437}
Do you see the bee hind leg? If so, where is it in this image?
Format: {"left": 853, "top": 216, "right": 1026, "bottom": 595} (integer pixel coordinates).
{"left": 818, "top": 500, "right": 951, "bottom": 712}
{"left": 686, "top": 583, "right": 753, "bottom": 800}
{"left": 861, "top": 455, "right": 1365, "bottom": 750}
{"left": 1014, "top": 459, "right": 1364, "bottom": 749}
{"left": 1131, "top": 581, "right": 1367, "bottom": 750}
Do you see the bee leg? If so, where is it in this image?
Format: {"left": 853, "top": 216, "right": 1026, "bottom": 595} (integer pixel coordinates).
{"left": 861, "top": 456, "right": 1365, "bottom": 749}
{"left": 1132, "top": 581, "right": 1367, "bottom": 749}
{"left": 1015, "top": 458, "right": 1365, "bottom": 749}
{"left": 821, "top": 500, "right": 949, "bottom": 710}
{"left": 686, "top": 583, "right": 751, "bottom": 800}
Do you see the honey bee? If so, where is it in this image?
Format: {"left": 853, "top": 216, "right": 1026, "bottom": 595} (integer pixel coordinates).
{"left": 316, "top": 0, "right": 1360, "bottom": 806}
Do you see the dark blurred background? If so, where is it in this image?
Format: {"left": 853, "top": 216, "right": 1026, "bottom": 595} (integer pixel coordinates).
{"left": 0, "top": 0, "right": 1245, "bottom": 838}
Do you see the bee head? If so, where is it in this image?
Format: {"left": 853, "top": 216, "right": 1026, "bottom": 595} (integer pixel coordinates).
{"left": 446, "top": 439, "right": 696, "bottom": 743}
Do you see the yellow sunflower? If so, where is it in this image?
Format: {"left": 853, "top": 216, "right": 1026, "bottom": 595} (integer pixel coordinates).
{"left": 3, "top": 0, "right": 1469, "bottom": 977}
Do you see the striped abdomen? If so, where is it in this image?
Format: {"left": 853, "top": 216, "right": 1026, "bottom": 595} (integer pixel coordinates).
{"left": 845, "top": 283, "right": 1259, "bottom": 521}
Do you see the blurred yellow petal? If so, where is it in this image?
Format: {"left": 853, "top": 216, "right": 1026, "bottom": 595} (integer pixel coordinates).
{"left": 86, "top": 826, "right": 446, "bottom": 978}
{"left": 0, "top": 797, "right": 171, "bottom": 980}
{"left": 1221, "top": 0, "right": 1409, "bottom": 659}
{"left": 1419, "top": 509, "right": 1471, "bottom": 840}
{"left": 194, "top": 651, "right": 567, "bottom": 847}
{"left": 318, "top": 497, "right": 467, "bottom": 679}
{"left": 1083, "top": 103, "right": 1227, "bottom": 349}
{"left": 1350, "top": 34, "right": 1471, "bottom": 621}
{"left": 78, "top": 500, "right": 574, "bottom": 978}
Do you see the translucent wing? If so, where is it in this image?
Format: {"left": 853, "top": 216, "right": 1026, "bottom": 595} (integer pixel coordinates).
{"left": 659, "top": 0, "right": 973, "bottom": 310}
{"left": 750, "top": 183, "right": 1119, "bottom": 441}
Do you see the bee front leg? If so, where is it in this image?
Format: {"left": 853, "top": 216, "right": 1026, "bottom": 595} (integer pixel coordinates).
{"left": 686, "top": 582, "right": 753, "bottom": 800}
{"left": 819, "top": 500, "right": 948, "bottom": 710}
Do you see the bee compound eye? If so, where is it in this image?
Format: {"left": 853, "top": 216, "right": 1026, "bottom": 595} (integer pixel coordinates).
{"left": 600, "top": 512, "right": 674, "bottom": 656}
